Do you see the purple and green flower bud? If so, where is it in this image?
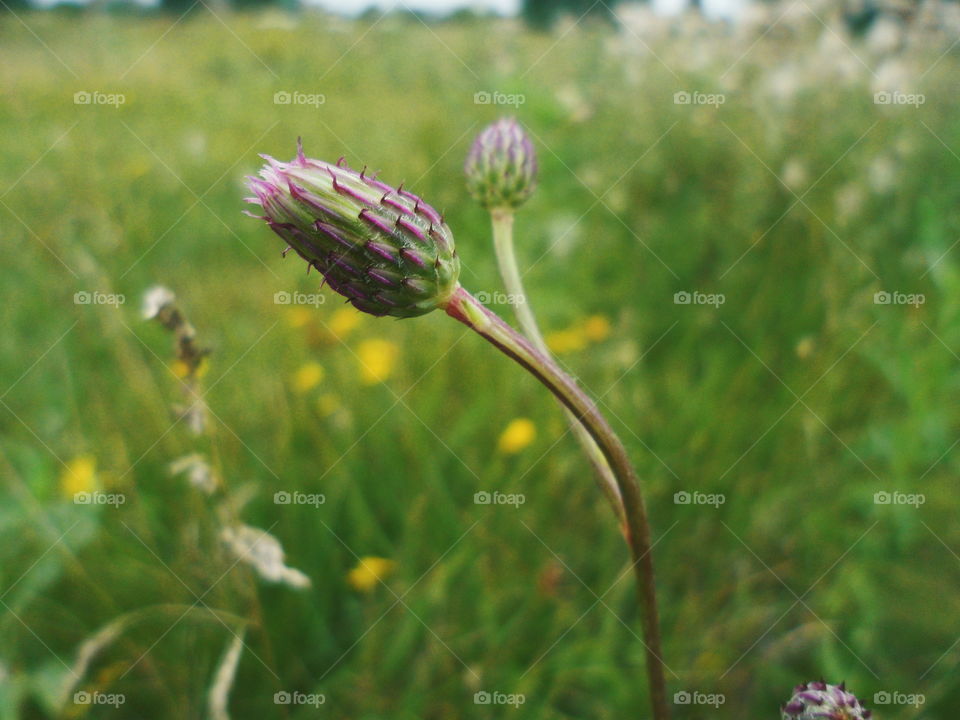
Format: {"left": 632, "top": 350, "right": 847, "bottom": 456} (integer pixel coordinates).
{"left": 464, "top": 117, "right": 537, "bottom": 210}
{"left": 246, "top": 141, "right": 460, "bottom": 318}
{"left": 782, "top": 681, "right": 872, "bottom": 720}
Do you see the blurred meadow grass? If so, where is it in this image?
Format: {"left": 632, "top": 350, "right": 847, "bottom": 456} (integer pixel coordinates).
{"left": 2, "top": 5, "right": 960, "bottom": 718}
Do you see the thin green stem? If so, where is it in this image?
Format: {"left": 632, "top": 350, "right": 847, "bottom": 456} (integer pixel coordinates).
{"left": 490, "top": 208, "right": 624, "bottom": 524}
{"left": 444, "top": 285, "right": 670, "bottom": 720}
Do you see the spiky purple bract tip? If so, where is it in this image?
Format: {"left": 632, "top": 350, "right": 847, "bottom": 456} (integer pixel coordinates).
{"left": 781, "top": 681, "right": 872, "bottom": 720}
{"left": 464, "top": 117, "right": 538, "bottom": 211}
{"left": 245, "top": 142, "right": 460, "bottom": 318}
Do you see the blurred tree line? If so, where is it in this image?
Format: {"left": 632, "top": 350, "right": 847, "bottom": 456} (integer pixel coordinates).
{"left": 521, "top": 0, "right": 622, "bottom": 28}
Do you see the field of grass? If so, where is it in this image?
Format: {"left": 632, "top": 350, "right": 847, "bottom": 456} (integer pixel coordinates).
{"left": 2, "top": 5, "right": 960, "bottom": 718}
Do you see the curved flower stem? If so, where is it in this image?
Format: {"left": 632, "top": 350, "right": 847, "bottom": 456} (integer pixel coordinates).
{"left": 444, "top": 285, "right": 669, "bottom": 720}
{"left": 490, "top": 208, "right": 624, "bottom": 525}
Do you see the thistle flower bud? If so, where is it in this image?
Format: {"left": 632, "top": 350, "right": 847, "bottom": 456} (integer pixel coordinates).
{"left": 246, "top": 141, "right": 460, "bottom": 318}
{"left": 464, "top": 117, "right": 537, "bottom": 210}
{"left": 782, "top": 681, "right": 872, "bottom": 720}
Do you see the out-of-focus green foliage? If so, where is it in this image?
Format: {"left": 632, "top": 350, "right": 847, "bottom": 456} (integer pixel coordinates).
{"left": 1, "top": 6, "right": 959, "bottom": 719}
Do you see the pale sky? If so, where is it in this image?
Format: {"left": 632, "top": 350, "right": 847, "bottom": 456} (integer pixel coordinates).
{"left": 33, "top": 0, "right": 746, "bottom": 21}
{"left": 306, "top": 0, "right": 745, "bottom": 20}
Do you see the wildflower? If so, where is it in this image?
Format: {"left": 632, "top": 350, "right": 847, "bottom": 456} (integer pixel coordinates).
{"left": 498, "top": 418, "right": 536, "bottom": 454}
{"left": 546, "top": 327, "right": 588, "bottom": 354}
{"left": 292, "top": 362, "right": 325, "bottom": 393}
{"left": 317, "top": 393, "right": 341, "bottom": 416}
{"left": 347, "top": 556, "right": 395, "bottom": 592}
{"left": 782, "top": 681, "right": 871, "bottom": 720}
{"left": 327, "top": 307, "right": 363, "bottom": 339}
{"left": 60, "top": 455, "right": 97, "bottom": 497}
{"left": 221, "top": 525, "right": 310, "bottom": 590}
{"left": 169, "top": 453, "right": 217, "bottom": 495}
{"left": 872, "top": 59, "right": 912, "bottom": 96}
{"left": 246, "top": 137, "right": 669, "bottom": 720}
{"left": 142, "top": 285, "right": 176, "bottom": 320}
{"left": 357, "top": 338, "right": 399, "bottom": 384}
{"left": 285, "top": 306, "right": 313, "bottom": 329}
{"left": 464, "top": 117, "right": 538, "bottom": 211}
{"left": 795, "top": 336, "right": 815, "bottom": 360}
{"left": 246, "top": 140, "right": 460, "bottom": 318}
{"left": 172, "top": 356, "right": 209, "bottom": 380}
{"left": 781, "top": 158, "right": 809, "bottom": 194}
{"left": 143, "top": 286, "right": 210, "bottom": 436}
{"left": 582, "top": 315, "right": 611, "bottom": 343}
{"left": 834, "top": 183, "right": 865, "bottom": 225}
{"left": 867, "top": 155, "right": 897, "bottom": 195}
{"left": 866, "top": 16, "right": 903, "bottom": 56}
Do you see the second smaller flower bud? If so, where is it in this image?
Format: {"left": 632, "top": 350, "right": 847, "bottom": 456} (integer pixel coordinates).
{"left": 465, "top": 117, "right": 537, "bottom": 211}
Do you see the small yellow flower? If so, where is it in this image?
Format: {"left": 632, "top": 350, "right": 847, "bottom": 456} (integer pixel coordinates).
{"left": 286, "top": 307, "right": 313, "bottom": 329}
{"left": 347, "top": 556, "right": 395, "bottom": 593}
{"left": 60, "top": 455, "right": 97, "bottom": 497}
{"left": 328, "top": 308, "right": 363, "bottom": 339}
{"left": 498, "top": 418, "right": 536, "bottom": 454}
{"left": 317, "top": 393, "right": 341, "bottom": 416}
{"left": 545, "top": 328, "right": 587, "bottom": 354}
{"left": 292, "top": 362, "right": 325, "bottom": 393}
{"left": 171, "top": 357, "right": 208, "bottom": 380}
{"left": 357, "top": 339, "right": 399, "bottom": 385}
{"left": 171, "top": 360, "right": 190, "bottom": 379}
{"left": 582, "top": 314, "right": 611, "bottom": 343}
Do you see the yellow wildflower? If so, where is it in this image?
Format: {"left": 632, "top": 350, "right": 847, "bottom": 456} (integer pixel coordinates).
{"left": 317, "top": 393, "right": 341, "bottom": 416}
{"left": 292, "top": 362, "right": 325, "bottom": 393}
{"left": 171, "top": 356, "right": 208, "bottom": 380}
{"left": 286, "top": 307, "right": 314, "bottom": 329}
{"left": 545, "top": 328, "right": 587, "bottom": 354}
{"left": 60, "top": 455, "right": 97, "bottom": 497}
{"left": 498, "top": 418, "right": 537, "bottom": 454}
{"left": 357, "top": 339, "right": 399, "bottom": 384}
{"left": 582, "top": 314, "right": 612, "bottom": 343}
{"left": 347, "top": 556, "right": 395, "bottom": 593}
{"left": 328, "top": 308, "right": 363, "bottom": 339}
